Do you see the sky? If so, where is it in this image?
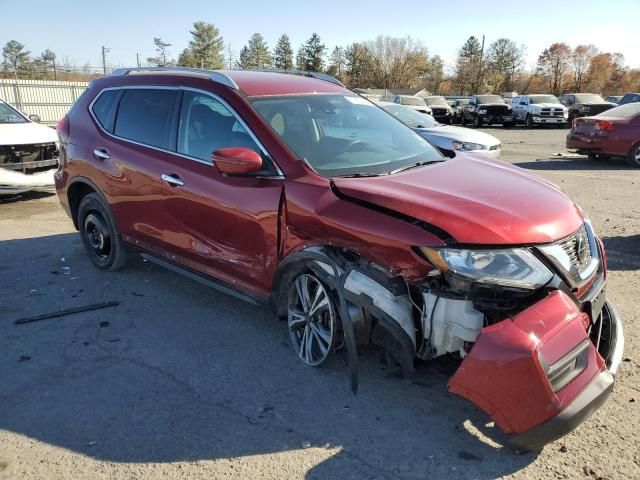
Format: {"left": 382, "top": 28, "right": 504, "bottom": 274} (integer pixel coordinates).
{"left": 1, "top": 0, "right": 639, "bottom": 73}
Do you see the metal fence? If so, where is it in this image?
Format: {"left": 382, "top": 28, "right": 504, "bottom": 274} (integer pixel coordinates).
{"left": 0, "top": 79, "right": 89, "bottom": 126}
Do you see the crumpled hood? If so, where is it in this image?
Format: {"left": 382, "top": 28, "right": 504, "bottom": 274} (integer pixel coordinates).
{"left": 0, "top": 122, "right": 57, "bottom": 146}
{"left": 332, "top": 156, "right": 583, "bottom": 245}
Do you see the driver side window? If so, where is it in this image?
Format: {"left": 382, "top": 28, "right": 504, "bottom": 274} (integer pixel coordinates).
{"left": 177, "top": 91, "right": 261, "bottom": 164}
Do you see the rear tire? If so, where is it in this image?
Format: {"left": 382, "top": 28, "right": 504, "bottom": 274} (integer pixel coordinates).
{"left": 77, "top": 193, "right": 128, "bottom": 271}
{"left": 626, "top": 142, "right": 640, "bottom": 168}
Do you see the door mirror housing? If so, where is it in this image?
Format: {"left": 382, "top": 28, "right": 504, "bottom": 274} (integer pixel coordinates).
{"left": 212, "top": 147, "right": 263, "bottom": 175}
{"left": 28, "top": 114, "right": 41, "bottom": 123}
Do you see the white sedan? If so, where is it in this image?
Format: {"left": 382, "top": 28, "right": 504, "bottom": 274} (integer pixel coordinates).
{"left": 0, "top": 99, "right": 59, "bottom": 195}
{"left": 380, "top": 102, "right": 502, "bottom": 158}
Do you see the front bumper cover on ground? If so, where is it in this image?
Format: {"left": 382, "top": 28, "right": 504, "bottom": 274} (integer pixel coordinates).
{"left": 449, "top": 291, "right": 623, "bottom": 451}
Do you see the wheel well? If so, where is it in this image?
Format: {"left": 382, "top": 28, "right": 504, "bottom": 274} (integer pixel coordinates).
{"left": 67, "top": 181, "right": 97, "bottom": 229}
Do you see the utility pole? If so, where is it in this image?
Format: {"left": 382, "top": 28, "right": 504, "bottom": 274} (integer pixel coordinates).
{"left": 136, "top": 52, "right": 141, "bottom": 68}
{"left": 101, "top": 45, "right": 110, "bottom": 75}
{"left": 228, "top": 44, "right": 233, "bottom": 69}
{"left": 477, "top": 34, "right": 485, "bottom": 92}
{"left": 52, "top": 58, "right": 57, "bottom": 80}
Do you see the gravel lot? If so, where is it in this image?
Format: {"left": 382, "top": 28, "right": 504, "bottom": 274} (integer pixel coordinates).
{"left": 1, "top": 126, "right": 639, "bottom": 480}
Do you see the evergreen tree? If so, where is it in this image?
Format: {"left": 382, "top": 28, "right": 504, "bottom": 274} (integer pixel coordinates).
{"left": 2, "top": 40, "right": 31, "bottom": 77}
{"left": 177, "top": 22, "right": 224, "bottom": 69}
{"left": 301, "top": 33, "right": 326, "bottom": 71}
{"left": 327, "top": 46, "right": 346, "bottom": 81}
{"left": 147, "top": 37, "right": 173, "bottom": 66}
{"left": 273, "top": 34, "right": 294, "bottom": 70}
{"left": 453, "top": 36, "right": 482, "bottom": 94}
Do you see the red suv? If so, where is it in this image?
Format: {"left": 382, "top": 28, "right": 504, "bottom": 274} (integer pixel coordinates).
{"left": 55, "top": 67, "right": 623, "bottom": 451}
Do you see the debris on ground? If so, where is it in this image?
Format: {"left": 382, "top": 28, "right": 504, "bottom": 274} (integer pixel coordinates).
{"left": 18, "top": 355, "right": 31, "bottom": 362}
{"left": 13, "top": 301, "right": 120, "bottom": 325}
{"left": 301, "top": 441, "right": 311, "bottom": 449}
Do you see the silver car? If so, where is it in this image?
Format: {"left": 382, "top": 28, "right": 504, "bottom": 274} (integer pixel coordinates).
{"left": 380, "top": 102, "right": 502, "bottom": 158}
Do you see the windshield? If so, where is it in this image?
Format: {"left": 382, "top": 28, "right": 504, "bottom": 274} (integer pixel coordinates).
{"left": 424, "top": 96, "right": 449, "bottom": 106}
{"left": 476, "top": 95, "right": 504, "bottom": 104}
{"left": 597, "top": 103, "right": 640, "bottom": 119}
{"left": 251, "top": 94, "right": 444, "bottom": 177}
{"left": 574, "top": 94, "right": 606, "bottom": 104}
{"left": 530, "top": 95, "right": 561, "bottom": 104}
{"left": 400, "top": 96, "right": 427, "bottom": 106}
{"left": 382, "top": 105, "right": 439, "bottom": 128}
{"left": 0, "top": 101, "right": 27, "bottom": 124}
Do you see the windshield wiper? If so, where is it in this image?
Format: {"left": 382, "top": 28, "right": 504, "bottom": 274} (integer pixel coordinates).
{"left": 335, "top": 172, "right": 387, "bottom": 178}
{"left": 389, "top": 160, "right": 442, "bottom": 175}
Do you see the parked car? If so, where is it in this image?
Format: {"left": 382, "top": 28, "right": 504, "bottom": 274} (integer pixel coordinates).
{"left": 460, "top": 95, "right": 514, "bottom": 127}
{"left": 422, "top": 96, "right": 453, "bottom": 123}
{"left": 450, "top": 98, "right": 470, "bottom": 124}
{"left": 559, "top": 93, "right": 616, "bottom": 123}
{"left": 605, "top": 96, "right": 623, "bottom": 105}
{"left": 567, "top": 102, "right": 640, "bottom": 167}
{"left": 392, "top": 95, "right": 433, "bottom": 115}
{"left": 0, "top": 99, "right": 58, "bottom": 195}
{"left": 511, "top": 94, "right": 569, "bottom": 127}
{"left": 379, "top": 102, "right": 501, "bottom": 157}
{"left": 619, "top": 93, "right": 640, "bottom": 105}
{"left": 56, "top": 67, "right": 623, "bottom": 452}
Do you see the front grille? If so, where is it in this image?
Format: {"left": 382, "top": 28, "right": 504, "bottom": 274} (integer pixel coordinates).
{"left": 558, "top": 224, "right": 593, "bottom": 271}
{"left": 485, "top": 106, "right": 509, "bottom": 115}
{"left": 431, "top": 108, "right": 448, "bottom": 115}
{"left": 0, "top": 143, "right": 59, "bottom": 174}
{"left": 540, "top": 108, "right": 565, "bottom": 117}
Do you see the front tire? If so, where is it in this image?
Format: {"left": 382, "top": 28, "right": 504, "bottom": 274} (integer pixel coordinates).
{"left": 525, "top": 115, "right": 534, "bottom": 128}
{"left": 473, "top": 115, "right": 481, "bottom": 128}
{"left": 77, "top": 193, "right": 128, "bottom": 271}
{"left": 287, "top": 272, "right": 338, "bottom": 366}
{"left": 626, "top": 142, "right": 640, "bottom": 168}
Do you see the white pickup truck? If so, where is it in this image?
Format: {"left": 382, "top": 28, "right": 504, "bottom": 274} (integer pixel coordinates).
{"left": 511, "top": 94, "right": 568, "bottom": 127}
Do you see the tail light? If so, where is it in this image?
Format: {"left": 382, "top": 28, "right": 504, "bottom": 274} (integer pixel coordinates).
{"left": 571, "top": 118, "right": 578, "bottom": 129}
{"left": 594, "top": 120, "right": 614, "bottom": 131}
{"left": 56, "top": 115, "right": 70, "bottom": 144}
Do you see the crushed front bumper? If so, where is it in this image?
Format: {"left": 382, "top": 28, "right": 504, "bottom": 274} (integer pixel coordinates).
{"left": 449, "top": 291, "right": 623, "bottom": 451}
{"left": 0, "top": 167, "right": 56, "bottom": 195}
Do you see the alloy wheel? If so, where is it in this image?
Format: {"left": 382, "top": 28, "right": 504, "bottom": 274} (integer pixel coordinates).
{"left": 287, "top": 273, "right": 336, "bottom": 366}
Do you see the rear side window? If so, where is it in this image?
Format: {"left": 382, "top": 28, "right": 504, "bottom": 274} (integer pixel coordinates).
{"left": 91, "top": 90, "right": 120, "bottom": 132}
{"left": 114, "top": 89, "right": 178, "bottom": 150}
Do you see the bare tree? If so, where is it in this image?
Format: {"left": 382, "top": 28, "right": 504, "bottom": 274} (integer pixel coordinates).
{"left": 571, "top": 44, "right": 598, "bottom": 91}
{"left": 536, "top": 43, "right": 572, "bottom": 94}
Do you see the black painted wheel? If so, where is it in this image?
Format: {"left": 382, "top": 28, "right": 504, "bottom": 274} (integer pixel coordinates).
{"left": 78, "top": 193, "right": 128, "bottom": 271}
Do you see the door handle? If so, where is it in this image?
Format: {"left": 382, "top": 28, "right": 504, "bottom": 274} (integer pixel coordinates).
{"left": 161, "top": 173, "right": 185, "bottom": 187}
{"left": 93, "top": 148, "right": 110, "bottom": 161}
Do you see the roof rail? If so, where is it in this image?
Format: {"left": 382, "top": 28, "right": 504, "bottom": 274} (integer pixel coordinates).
{"left": 111, "top": 66, "right": 239, "bottom": 90}
{"left": 246, "top": 68, "right": 345, "bottom": 87}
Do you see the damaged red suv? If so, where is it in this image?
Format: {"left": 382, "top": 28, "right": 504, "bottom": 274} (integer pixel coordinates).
{"left": 55, "top": 67, "right": 623, "bottom": 451}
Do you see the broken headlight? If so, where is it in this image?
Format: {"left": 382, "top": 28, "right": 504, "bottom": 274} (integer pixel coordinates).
{"left": 421, "top": 247, "right": 553, "bottom": 290}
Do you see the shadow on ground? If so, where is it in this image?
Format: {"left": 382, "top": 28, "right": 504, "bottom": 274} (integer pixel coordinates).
{"left": 602, "top": 235, "right": 640, "bottom": 271}
{"left": 514, "top": 155, "right": 631, "bottom": 171}
{"left": 0, "top": 233, "right": 539, "bottom": 479}
{"left": 0, "top": 191, "right": 56, "bottom": 204}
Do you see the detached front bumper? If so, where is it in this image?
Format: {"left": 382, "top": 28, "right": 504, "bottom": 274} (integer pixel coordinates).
{"left": 449, "top": 291, "right": 623, "bottom": 451}
{"left": 0, "top": 167, "right": 56, "bottom": 195}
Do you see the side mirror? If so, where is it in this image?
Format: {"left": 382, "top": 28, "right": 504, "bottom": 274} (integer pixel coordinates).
{"left": 29, "top": 114, "right": 41, "bottom": 123}
{"left": 212, "top": 147, "right": 262, "bottom": 175}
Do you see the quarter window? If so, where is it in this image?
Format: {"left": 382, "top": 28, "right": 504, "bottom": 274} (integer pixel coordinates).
{"left": 91, "top": 89, "right": 121, "bottom": 132}
{"left": 114, "top": 89, "right": 178, "bottom": 150}
{"left": 177, "top": 91, "right": 262, "bottom": 163}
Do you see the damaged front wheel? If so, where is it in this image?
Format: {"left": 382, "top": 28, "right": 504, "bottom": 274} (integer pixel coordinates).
{"left": 288, "top": 273, "right": 337, "bottom": 366}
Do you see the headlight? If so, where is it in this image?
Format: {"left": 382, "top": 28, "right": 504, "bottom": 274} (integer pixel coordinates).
{"left": 421, "top": 247, "right": 553, "bottom": 290}
{"left": 477, "top": 108, "right": 487, "bottom": 114}
{"left": 452, "top": 141, "right": 486, "bottom": 151}
{"left": 580, "top": 106, "right": 590, "bottom": 113}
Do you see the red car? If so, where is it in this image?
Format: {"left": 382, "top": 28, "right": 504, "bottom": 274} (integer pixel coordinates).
{"left": 55, "top": 67, "right": 623, "bottom": 451}
{"left": 567, "top": 103, "right": 640, "bottom": 167}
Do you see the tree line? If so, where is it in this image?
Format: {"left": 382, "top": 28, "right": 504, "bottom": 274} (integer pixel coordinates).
{"left": 2, "top": 23, "right": 639, "bottom": 96}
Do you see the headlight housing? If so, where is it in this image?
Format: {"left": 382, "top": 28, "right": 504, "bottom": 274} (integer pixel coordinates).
{"left": 580, "top": 106, "right": 590, "bottom": 113}
{"left": 421, "top": 247, "right": 553, "bottom": 290}
{"left": 477, "top": 108, "right": 488, "bottom": 114}
{"left": 452, "top": 141, "right": 486, "bottom": 151}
